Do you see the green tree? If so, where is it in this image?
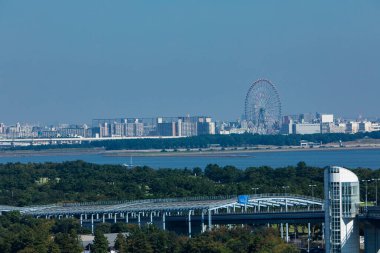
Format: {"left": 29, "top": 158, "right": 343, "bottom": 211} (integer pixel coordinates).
{"left": 126, "top": 229, "right": 153, "bottom": 253}
{"left": 92, "top": 230, "right": 109, "bottom": 253}
{"left": 54, "top": 230, "right": 82, "bottom": 253}
{"left": 114, "top": 233, "right": 127, "bottom": 253}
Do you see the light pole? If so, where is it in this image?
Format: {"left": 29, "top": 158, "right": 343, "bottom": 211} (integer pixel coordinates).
{"left": 362, "top": 179, "right": 371, "bottom": 210}
{"left": 282, "top": 186, "right": 290, "bottom": 196}
{"left": 308, "top": 184, "right": 316, "bottom": 198}
{"left": 252, "top": 187, "right": 259, "bottom": 195}
{"left": 372, "top": 178, "right": 380, "bottom": 206}
{"left": 308, "top": 184, "right": 317, "bottom": 212}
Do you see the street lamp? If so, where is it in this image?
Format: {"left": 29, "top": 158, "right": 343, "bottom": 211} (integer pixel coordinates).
{"left": 362, "top": 179, "right": 371, "bottom": 210}
{"left": 372, "top": 178, "right": 380, "bottom": 206}
{"left": 252, "top": 187, "right": 259, "bottom": 195}
{"left": 282, "top": 186, "right": 290, "bottom": 196}
{"left": 308, "top": 184, "right": 317, "bottom": 212}
{"left": 308, "top": 184, "right": 317, "bottom": 198}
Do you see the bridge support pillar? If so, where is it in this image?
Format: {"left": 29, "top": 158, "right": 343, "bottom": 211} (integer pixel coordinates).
{"left": 150, "top": 212, "right": 153, "bottom": 224}
{"left": 80, "top": 214, "right": 83, "bottom": 227}
{"left": 201, "top": 211, "right": 205, "bottom": 233}
{"left": 125, "top": 213, "right": 129, "bottom": 223}
{"left": 138, "top": 213, "right": 141, "bottom": 228}
{"left": 188, "top": 211, "right": 192, "bottom": 238}
{"left": 91, "top": 214, "right": 94, "bottom": 234}
{"left": 280, "top": 223, "right": 284, "bottom": 239}
{"left": 286, "top": 223, "right": 289, "bottom": 242}
{"left": 162, "top": 213, "right": 166, "bottom": 230}
{"left": 322, "top": 222, "right": 325, "bottom": 248}
{"left": 114, "top": 213, "right": 117, "bottom": 224}
{"left": 208, "top": 210, "right": 212, "bottom": 231}
{"left": 308, "top": 223, "right": 311, "bottom": 253}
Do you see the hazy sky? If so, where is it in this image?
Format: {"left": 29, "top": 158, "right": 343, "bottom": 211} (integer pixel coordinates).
{"left": 0, "top": 1, "right": 379, "bottom": 124}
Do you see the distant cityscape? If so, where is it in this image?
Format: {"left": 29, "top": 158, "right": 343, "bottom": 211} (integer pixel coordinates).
{"left": 0, "top": 113, "right": 379, "bottom": 142}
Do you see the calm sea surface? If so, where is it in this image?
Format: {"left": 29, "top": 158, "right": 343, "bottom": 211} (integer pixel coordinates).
{"left": 0, "top": 149, "right": 379, "bottom": 169}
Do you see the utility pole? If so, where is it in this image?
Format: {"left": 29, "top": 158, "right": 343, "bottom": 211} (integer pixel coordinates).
{"left": 252, "top": 187, "right": 259, "bottom": 195}
{"left": 372, "top": 178, "right": 380, "bottom": 206}
{"left": 308, "top": 184, "right": 317, "bottom": 211}
{"left": 362, "top": 179, "right": 371, "bottom": 210}
{"left": 308, "top": 184, "right": 316, "bottom": 198}
{"left": 282, "top": 186, "right": 290, "bottom": 196}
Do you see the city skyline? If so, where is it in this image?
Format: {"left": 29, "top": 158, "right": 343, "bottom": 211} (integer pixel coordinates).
{"left": 1, "top": 1, "right": 380, "bottom": 123}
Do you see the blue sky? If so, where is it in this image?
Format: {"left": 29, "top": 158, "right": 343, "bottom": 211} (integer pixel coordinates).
{"left": 0, "top": 1, "right": 379, "bottom": 124}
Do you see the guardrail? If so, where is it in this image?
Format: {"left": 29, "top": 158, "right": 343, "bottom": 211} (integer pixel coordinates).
{"left": 61, "top": 193, "right": 323, "bottom": 207}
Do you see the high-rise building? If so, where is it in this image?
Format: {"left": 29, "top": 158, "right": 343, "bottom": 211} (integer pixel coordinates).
{"left": 346, "top": 122, "right": 359, "bottom": 134}
{"left": 359, "top": 121, "right": 372, "bottom": 132}
{"left": 0, "top": 123, "right": 5, "bottom": 134}
{"left": 157, "top": 122, "right": 177, "bottom": 136}
{"left": 134, "top": 122, "right": 144, "bottom": 136}
{"left": 112, "top": 122, "right": 125, "bottom": 137}
{"left": 324, "top": 166, "right": 360, "bottom": 253}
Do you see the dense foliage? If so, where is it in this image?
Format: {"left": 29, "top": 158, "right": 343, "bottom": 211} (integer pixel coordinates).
{"left": 115, "top": 225, "right": 298, "bottom": 253}
{"left": 0, "top": 161, "right": 378, "bottom": 207}
{"left": 5, "top": 131, "right": 380, "bottom": 151}
{"left": 0, "top": 211, "right": 297, "bottom": 253}
{"left": 0, "top": 212, "right": 82, "bottom": 253}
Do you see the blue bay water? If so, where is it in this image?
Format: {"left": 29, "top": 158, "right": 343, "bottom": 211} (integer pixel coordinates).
{"left": 0, "top": 149, "right": 379, "bottom": 169}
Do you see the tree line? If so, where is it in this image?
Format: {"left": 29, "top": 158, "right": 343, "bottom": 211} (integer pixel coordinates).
{"left": 0, "top": 161, "right": 378, "bottom": 207}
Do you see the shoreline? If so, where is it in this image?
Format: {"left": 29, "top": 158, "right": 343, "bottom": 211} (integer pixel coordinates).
{"left": 1, "top": 145, "right": 380, "bottom": 158}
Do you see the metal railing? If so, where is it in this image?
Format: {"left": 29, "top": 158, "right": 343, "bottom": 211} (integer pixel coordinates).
{"left": 61, "top": 193, "right": 323, "bottom": 207}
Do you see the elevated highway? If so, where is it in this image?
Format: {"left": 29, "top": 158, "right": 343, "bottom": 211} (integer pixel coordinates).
{"left": 0, "top": 194, "right": 323, "bottom": 239}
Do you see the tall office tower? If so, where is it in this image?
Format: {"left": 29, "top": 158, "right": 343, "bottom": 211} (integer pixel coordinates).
{"left": 125, "top": 123, "right": 135, "bottom": 137}
{"left": 134, "top": 122, "right": 144, "bottom": 136}
{"left": 112, "top": 122, "right": 125, "bottom": 137}
{"left": 157, "top": 122, "right": 177, "bottom": 136}
{"left": 100, "top": 122, "right": 109, "bottom": 137}
{"left": 346, "top": 122, "right": 360, "bottom": 134}
{"left": 324, "top": 166, "right": 360, "bottom": 253}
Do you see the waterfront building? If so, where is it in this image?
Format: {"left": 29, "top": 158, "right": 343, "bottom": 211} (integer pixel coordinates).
{"left": 39, "top": 130, "right": 59, "bottom": 138}
{"left": 321, "top": 114, "right": 334, "bottom": 123}
{"left": 112, "top": 122, "right": 125, "bottom": 137}
{"left": 321, "top": 123, "right": 346, "bottom": 134}
{"left": 0, "top": 123, "right": 5, "bottom": 134}
{"left": 359, "top": 122, "right": 372, "bottom": 133}
{"left": 371, "top": 123, "right": 380, "bottom": 132}
{"left": 125, "top": 123, "right": 135, "bottom": 136}
{"left": 292, "top": 123, "right": 321, "bottom": 135}
{"left": 324, "top": 166, "right": 360, "bottom": 253}
{"left": 59, "top": 125, "right": 89, "bottom": 138}
{"left": 329, "top": 123, "right": 347, "bottom": 134}
{"left": 346, "top": 122, "right": 360, "bottom": 134}
{"left": 157, "top": 122, "right": 177, "bottom": 136}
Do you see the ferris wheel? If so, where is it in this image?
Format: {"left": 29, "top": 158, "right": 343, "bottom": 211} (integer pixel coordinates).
{"left": 244, "top": 79, "right": 282, "bottom": 134}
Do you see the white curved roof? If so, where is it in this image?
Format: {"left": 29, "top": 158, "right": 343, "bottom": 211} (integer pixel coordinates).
{"left": 330, "top": 166, "right": 359, "bottom": 183}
